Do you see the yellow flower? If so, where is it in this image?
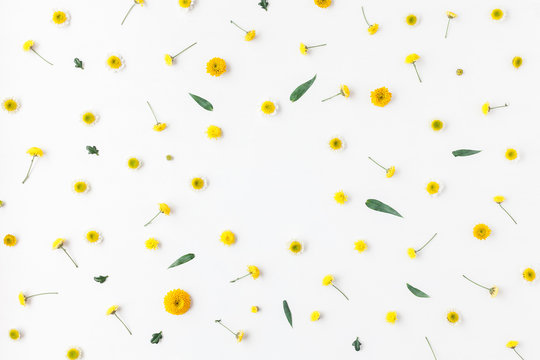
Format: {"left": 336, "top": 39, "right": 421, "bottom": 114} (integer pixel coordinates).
{"left": 505, "top": 148, "right": 518, "bottom": 161}
{"left": 245, "top": 30, "right": 256, "bottom": 41}
{"left": 367, "top": 24, "right": 379, "bottom": 35}
{"left": 220, "top": 230, "right": 236, "bottom": 246}
{"left": 206, "top": 125, "right": 222, "bottom": 139}
{"left": 153, "top": 123, "right": 167, "bottom": 131}
{"left": 106, "top": 55, "right": 124, "bottom": 71}
{"left": 310, "top": 311, "right": 321, "bottom": 321}
{"left": 314, "top": 0, "right": 331, "bottom": 8}
{"left": 19, "top": 291, "right": 58, "bottom": 306}
{"left": 409, "top": 233, "right": 437, "bottom": 258}
{"left": 299, "top": 42, "right": 327, "bottom": 55}
{"left": 251, "top": 306, "right": 259, "bottom": 313}
{"left": 23, "top": 40, "right": 34, "bottom": 51}
{"left": 191, "top": 177, "right": 207, "bottom": 191}
{"left": 523, "top": 267, "right": 536, "bottom": 282}
{"left": 334, "top": 190, "right": 348, "bottom": 204}
{"left": 166, "top": 154, "right": 174, "bottom": 161}
{"left": 18, "top": 292, "right": 26, "bottom": 306}
{"left": 106, "top": 305, "right": 119, "bottom": 315}
{"left": 354, "top": 240, "right": 367, "bottom": 253}
{"left": 145, "top": 238, "right": 159, "bottom": 250}
{"left": 456, "top": 68, "right": 464, "bottom": 76}
{"left": 490, "top": 286, "right": 499, "bottom": 297}
{"left": 507, "top": 341, "right": 519, "bottom": 349}
{"left": 482, "top": 102, "right": 508, "bottom": 115}
{"left": 491, "top": 9, "right": 504, "bottom": 21}
{"left": 52, "top": 10, "right": 69, "bottom": 26}
{"left": 386, "top": 311, "right": 397, "bottom": 323}
{"left": 329, "top": 137, "right": 345, "bottom": 151}
{"left": 288, "top": 240, "right": 303, "bottom": 255}
{"left": 406, "top": 14, "right": 417, "bottom": 25}
{"left": 236, "top": 330, "right": 244, "bottom": 342}
{"left": 73, "top": 180, "right": 89, "bottom": 194}
{"left": 9, "top": 329, "right": 20, "bottom": 340}
{"left": 81, "top": 111, "right": 98, "bottom": 125}
{"left": 4, "top": 234, "right": 17, "bottom": 247}
{"left": 426, "top": 181, "right": 441, "bottom": 196}
{"left": 322, "top": 85, "right": 350, "bottom": 102}
{"left": 494, "top": 195, "right": 505, "bottom": 203}
{"left": 86, "top": 230, "right": 102, "bottom": 243}
{"left": 66, "top": 347, "right": 81, "bottom": 360}
{"left": 165, "top": 54, "right": 173, "bottom": 66}
{"left": 164, "top": 289, "right": 191, "bottom": 315}
{"left": 179, "top": 0, "right": 192, "bottom": 9}
{"left": 431, "top": 119, "right": 444, "bottom": 131}
{"left": 260, "top": 100, "right": 277, "bottom": 115}
{"left": 27, "top": 147, "right": 43, "bottom": 157}
{"left": 159, "top": 203, "right": 171, "bottom": 215}
{"left": 322, "top": 275, "right": 334, "bottom": 286}
{"left": 407, "top": 248, "right": 416, "bottom": 259}
{"left": 248, "top": 265, "right": 260, "bottom": 279}
{"left": 405, "top": 54, "right": 422, "bottom": 82}
{"left": 386, "top": 166, "right": 395, "bottom": 178}
{"left": 370, "top": 87, "right": 392, "bottom": 107}
{"left": 52, "top": 238, "right": 65, "bottom": 249}
{"left": 206, "top": 57, "right": 227, "bottom": 77}
{"left": 447, "top": 11, "right": 457, "bottom": 19}
{"left": 127, "top": 157, "right": 141, "bottom": 169}
{"left": 473, "top": 224, "right": 491, "bottom": 240}
{"left": 512, "top": 56, "right": 523, "bottom": 69}
{"left": 2, "top": 98, "right": 20, "bottom": 113}
{"left": 446, "top": 310, "right": 460, "bottom": 324}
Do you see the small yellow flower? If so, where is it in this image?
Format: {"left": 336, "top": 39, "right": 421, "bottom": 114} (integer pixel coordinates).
{"left": 299, "top": 42, "right": 327, "bottom": 55}
{"left": 206, "top": 57, "right": 227, "bottom": 77}
{"left": 329, "top": 137, "right": 345, "bottom": 151}
{"left": 86, "top": 230, "right": 102, "bottom": 243}
{"left": 206, "top": 125, "right": 222, "bottom": 139}
{"left": 473, "top": 224, "right": 491, "bottom": 240}
{"left": 334, "top": 190, "right": 348, "bottom": 204}
{"left": 506, "top": 341, "right": 519, "bottom": 349}
{"left": 19, "top": 291, "right": 58, "bottom": 306}
{"left": 406, "top": 14, "right": 417, "bottom": 25}
{"left": 494, "top": 195, "right": 505, "bottom": 203}
{"left": 81, "top": 111, "right": 98, "bottom": 125}
{"left": 127, "top": 157, "right": 141, "bottom": 169}
{"left": 164, "top": 42, "right": 197, "bottom": 66}
{"left": 445, "top": 12, "right": 457, "bottom": 38}
{"left": 491, "top": 9, "right": 505, "bottom": 21}
{"left": 386, "top": 311, "right": 397, "bottom": 323}
{"left": 2, "top": 98, "right": 20, "bottom": 113}
{"left": 236, "top": 330, "right": 244, "bottom": 342}
{"left": 230, "top": 20, "right": 256, "bottom": 41}
{"left": 73, "top": 180, "right": 89, "bottom": 194}
{"left": 322, "top": 85, "right": 350, "bottom": 102}
{"left": 490, "top": 286, "right": 499, "bottom": 297}
{"left": 166, "top": 154, "right": 174, "bottom": 161}
{"left": 409, "top": 233, "right": 437, "bottom": 258}
{"left": 426, "top": 181, "right": 442, "bottom": 196}
{"left": 144, "top": 203, "right": 170, "bottom": 226}
{"left": 106, "top": 55, "right": 124, "bottom": 71}
{"left": 191, "top": 176, "right": 208, "bottom": 191}
{"left": 494, "top": 196, "right": 517, "bottom": 224}
{"left": 482, "top": 102, "right": 508, "bottom": 115}
{"left": 354, "top": 240, "right": 367, "bottom": 253}
{"left": 322, "top": 275, "right": 334, "bottom": 286}
{"left": 66, "top": 347, "right": 81, "bottom": 360}
{"left": 231, "top": 265, "right": 260, "bottom": 282}
{"left": 179, "top": 0, "right": 193, "bottom": 9}
{"left": 386, "top": 166, "right": 396, "bottom": 178}
{"left": 367, "top": 24, "right": 379, "bottom": 35}
{"left": 52, "top": 238, "right": 65, "bottom": 249}
{"left": 27, "top": 147, "right": 43, "bottom": 157}
{"left": 4, "top": 234, "right": 17, "bottom": 247}
{"left": 106, "top": 305, "right": 119, "bottom": 315}
{"left": 288, "top": 240, "right": 303, "bottom": 255}
{"left": 431, "top": 119, "right": 444, "bottom": 131}
{"left": 446, "top": 310, "right": 460, "bottom": 324}
{"left": 251, "top": 306, "right": 259, "bottom": 313}
{"left": 310, "top": 311, "right": 321, "bottom": 321}
{"left": 145, "top": 238, "right": 159, "bottom": 250}
{"left": 220, "top": 230, "right": 236, "bottom": 246}
{"left": 505, "top": 148, "right": 519, "bottom": 161}
{"left": 407, "top": 248, "right": 416, "bottom": 259}
{"left": 9, "top": 329, "right": 20, "bottom": 340}
{"left": 405, "top": 54, "right": 422, "bottom": 82}
{"left": 18, "top": 292, "right": 26, "bottom": 306}
{"left": 52, "top": 10, "right": 70, "bottom": 26}
{"left": 512, "top": 56, "right": 523, "bottom": 69}
{"left": 153, "top": 123, "right": 167, "bottom": 132}
{"left": 370, "top": 87, "right": 392, "bottom": 107}
{"left": 456, "top": 68, "right": 464, "bottom": 76}
{"left": 523, "top": 267, "right": 536, "bottom": 282}
{"left": 314, "top": 0, "right": 331, "bottom": 8}
{"left": 260, "top": 100, "right": 278, "bottom": 116}
{"left": 23, "top": 40, "right": 34, "bottom": 51}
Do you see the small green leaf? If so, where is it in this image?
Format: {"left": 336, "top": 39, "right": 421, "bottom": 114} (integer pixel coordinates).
{"left": 283, "top": 300, "right": 293, "bottom": 328}
{"left": 150, "top": 331, "right": 163, "bottom": 344}
{"left": 94, "top": 275, "right": 108, "bottom": 283}
{"left": 406, "top": 283, "right": 430, "bottom": 298}
{"left": 452, "top": 149, "right": 482, "bottom": 157}
{"left": 258, "top": 0, "right": 269, "bottom": 10}
{"left": 168, "top": 253, "right": 195, "bottom": 269}
{"left": 86, "top": 145, "right": 99, "bottom": 156}
{"left": 290, "top": 74, "right": 317, "bottom": 102}
{"left": 189, "top": 93, "right": 213, "bottom": 111}
{"left": 352, "top": 337, "right": 362, "bottom": 351}
{"left": 365, "top": 199, "right": 403, "bottom": 218}
{"left": 74, "top": 58, "right": 83, "bottom": 69}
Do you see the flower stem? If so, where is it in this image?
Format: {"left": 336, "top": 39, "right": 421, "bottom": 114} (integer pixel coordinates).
{"left": 307, "top": 44, "right": 327, "bottom": 49}
{"left": 413, "top": 63, "right": 422, "bottom": 83}
{"left": 425, "top": 337, "right": 438, "bottom": 360}
{"left": 215, "top": 320, "right": 237, "bottom": 336}
{"left": 26, "top": 292, "right": 58, "bottom": 299}
{"left": 121, "top": 3, "right": 136, "bottom": 25}
{"left": 230, "top": 273, "right": 251, "bottom": 283}
{"left": 361, "top": 6, "right": 371, "bottom": 26}
{"left": 144, "top": 211, "right": 161, "bottom": 227}
{"left": 417, "top": 233, "right": 437, "bottom": 253}
{"left": 61, "top": 247, "right": 78, "bottom": 268}
{"left": 173, "top": 42, "right": 198, "bottom": 59}
{"left": 499, "top": 204, "right": 517, "bottom": 224}
{"left": 445, "top": 18, "right": 451, "bottom": 39}
{"left": 368, "top": 156, "right": 388, "bottom": 172}
{"left": 462, "top": 275, "right": 490, "bottom": 291}
{"left": 22, "top": 156, "right": 36, "bottom": 184}
{"left": 321, "top": 93, "right": 341, "bottom": 102}
{"left": 491, "top": 104, "right": 509, "bottom": 110}
{"left": 31, "top": 49, "right": 53, "bottom": 66}
{"left": 230, "top": 20, "right": 248, "bottom": 33}
{"left": 332, "top": 284, "right": 349, "bottom": 300}
{"left": 115, "top": 313, "right": 132, "bottom": 335}
{"left": 513, "top": 348, "right": 525, "bottom": 360}
{"left": 146, "top": 101, "right": 160, "bottom": 125}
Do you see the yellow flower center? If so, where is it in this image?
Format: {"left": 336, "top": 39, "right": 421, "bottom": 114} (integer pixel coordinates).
{"left": 107, "top": 56, "right": 122, "bottom": 69}
{"left": 191, "top": 177, "right": 205, "bottom": 190}
{"left": 179, "top": 0, "right": 192, "bottom": 8}
{"left": 74, "top": 181, "right": 88, "bottom": 193}
{"left": 406, "top": 14, "right": 417, "bottom": 25}
{"left": 505, "top": 149, "right": 517, "bottom": 160}
{"left": 261, "top": 101, "right": 276, "bottom": 114}
{"left": 491, "top": 9, "right": 503, "bottom": 20}
{"left": 128, "top": 158, "right": 140, "bottom": 169}
{"left": 82, "top": 112, "right": 96, "bottom": 125}
{"left": 3, "top": 99, "right": 18, "bottom": 111}
{"left": 67, "top": 348, "right": 80, "bottom": 360}
{"left": 289, "top": 241, "right": 302, "bottom": 253}
{"left": 426, "top": 181, "right": 439, "bottom": 195}
{"left": 53, "top": 11, "right": 67, "bottom": 24}
{"left": 431, "top": 120, "right": 443, "bottom": 131}
{"left": 329, "top": 138, "right": 343, "bottom": 150}
{"left": 447, "top": 311, "right": 459, "bottom": 323}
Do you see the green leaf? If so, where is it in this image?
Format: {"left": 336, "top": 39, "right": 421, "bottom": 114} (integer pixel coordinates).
{"left": 74, "top": 58, "right": 83, "bottom": 69}
{"left": 150, "top": 331, "right": 163, "bottom": 344}
{"left": 283, "top": 300, "right": 293, "bottom": 328}
{"left": 258, "top": 0, "right": 269, "bottom": 10}
{"left": 352, "top": 337, "right": 362, "bottom": 351}
{"left": 452, "top": 149, "right": 482, "bottom": 157}
{"left": 406, "top": 283, "right": 430, "bottom": 298}
{"left": 290, "top": 74, "right": 317, "bottom": 102}
{"left": 168, "top": 253, "right": 195, "bottom": 269}
{"left": 189, "top": 93, "right": 213, "bottom": 111}
{"left": 94, "top": 275, "right": 108, "bottom": 283}
{"left": 365, "top": 199, "right": 403, "bottom": 218}
{"left": 86, "top": 145, "right": 99, "bottom": 156}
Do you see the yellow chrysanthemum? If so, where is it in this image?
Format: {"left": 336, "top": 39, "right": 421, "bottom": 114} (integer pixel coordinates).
{"left": 322, "top": 275, "right": 334, "bottom": 286}
{"left": 406, "top": 14, "right": 417, "bottom": 25}
{"left": 106, "top": 305, "right": 119, "bottom": 315}
{"left": 164, "top": 289, "right": 191, "bottom": 315}
{"left": 334, "top": 190, "right": 348, "bottom": 204}
{"left": 494, "top": 195, "right": 505, "bottom": 204}
{"left": 206, "top": 57, "right": 227, "bottom": 77}
{"left": 426, "top": 181, "right": 440, "bottom": 195}
{"left": 52, "top": 10, "right": 69, "bottom": 25}
{"left": 407, "top": 248, "right": 417, "bottom": 259}
{"left": 491, "top": 9, "right": 504, "bottom": 21}
{"left": 447, "top": 11, "right": 457, "bottom": 19}
{"left": 73, "top": 181, "right": 89, "bottom": 194}
{"left": 506, "top": 341, "right": 519, "bottom": 349}
{"left": 145, "top": 238, "right": 159, "bottom": 250}
{"left": 512, "top": 56, "right": 523, "bottom": 69}
{"left": 314, "top": 0, "right": 331, "bottom": 8}
{"left": 18, "top": 292, "right": 26, "bottom": 306}
{"left": 456, "top": 69, "right": 464, "bottom": 76}
{"left": 206, "top": 125, "right": 222, "bottom": 139}
{"left": 220, "top": 230, "right": 236, "bottom": 246}
{"left": 405, "top": 53, "right": 420, "bottom": 64}
{"left": 248, "top": 265, "right": 260, "bottom": 279}
{"left": 431, "top": 119, "right": 444, "bottom": 131}
{"left": 136, "top": 0, "right": 145, "bottom": 5}
{"left": 245, "top": 30, "right": 256, "bottom": 41}
{"left": 300, "top": 43, "right": 308, "bottom": 55}
{"left": 66, "top": 347, "right": 81, "bottom": 360}
{"left": 505, "top": 148, "right": 518, "bottom": 161}
{"left": 261, "top": 100, "right": 277, "bottom": 115}
{"left": 523, "top": 268, "right": 536, "bottom": 282}
{"left": 164, "top": 54, "right": 173, "bottom": 66}
{"left": 153, "top": 123, "right": 167, "bottom": 132}
{"left": 490, "top": 286, "right": 499, "bottom": 298}
{"left": 386, "top": 311, "right": 397, "bottom": 323}
{"left": 9, "top": 329, "right": 20, "bottom": 340}
{"left": 27, "top": 147, "right": 43, "bottom": 157}
{"left": 386, "top": 166, "right": 395, "bottom": 178}
{"left": 329, "top": 137, "right": 344, "bottom": 151}
{"left": 179, "top": 0, "right": 192, "bottom": 9}
{"left": 127, "top": 157, "right": 141, "bottom": 169}
{"left": 367, "top": 24, "right": 379, "bottom": 35}
{"left": 446, "top": 310, "right": 460, "bottom": 324}
{"left": 310, "top": 311, "right": 321, "bottom": 321}
{"left": 3, "top": 98, "right": 20, "bottom": 113}
{"left": 341, "top": 85, "right": 350, "bottom": 98}
{"left": 4, "top": 234, "right": 17, "bottom": 247}
{"left": 482, "top": 102, "right": 490, "bottom": 115}
{"left": 191, "top": 177, "right": 207, "bottom": 191}
{"left": 86, "top": 230, "right": 102, "bottom": 243}
{"left": 370, "top": 87, "right": 392, "bottom": 107}
{"left": 23, "top": 40, "right": 34, "bottom": 51}
{"left": 106, "top": 55, "right": 124, "bottom": 70}
{"left": 159, "top": 203, "right": 171, "bottom": 215}
{"left": 288, "top": 240, "right": 303, "bottom": 255}
{"left": 473, "top": 224, "right": 491, "bottom": 240}
{"left": 81, "top": 112, "right": 97, "bottom": 125}
{"left": 251, "top": 306, "right": 259, "bottom": 313}
{"left": 236, "top": 330, "right": 244, "bottom": 342}
{"left": 354, "top": 240, "right": 367, "bottom": 253}
{"left": 52, "top": 238, "right": 65, "bottom": 249}
{"left": 166, "top": 154, "right": 173, "bottom": 161}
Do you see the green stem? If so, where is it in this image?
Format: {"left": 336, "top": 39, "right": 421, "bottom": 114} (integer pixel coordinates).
{"left": 513, "top": 348, "right": 525, "bottom": 360}
{"left": 445, "top": 18, "right": 451, "bottom": 39}
{"left": 215, "top": 320, "right": 237, "bottom": 336}
{"left": 462, "top": 275, "right": 490, "bottom": 291}
{"left": 425, "top": 337, "right": 438, "bottom": 360}
{"left": 61, "top": 246, "right": 78, "bottom": 268}
{"left": 144, "top": 211, "right": 161, "bottom": 227}
{"left": 230, "top": 20, "right": 248, "bottom": 33}
{"left": 146, "top": 101, "right": 160, "bottom": 125}
{"left": 416, "top": 233, "right": 437, "bottom": 253}
{"left": 115, "top": 313, "right": 132, "bottom": 335}
{"left": 321, "top": 93, "right": 341, "bottom": 102}
{"left": 307, "top": 44, "right": 327, "bottom": 49}
{"left": 173, "top": 42, "right": 197, "bottom": 58}
{"left": 499, "top": 204, "right": 517, "bottom": 224}
{"left": 490, "top": 104, "right": 508, "bottom": 110}
{"left": 230, "top": 273, "right": 251, "bottom": 283}
{"left": 368, "top": 157, "right": 388, "bottom": 172}
{"left": 413, "top": 63, "right": 422, "bottom": 83}
{"left": 22, "top": 156, "right": 36, "bottom": 184}
{"left": 361, "top": 6, "right": 371, "bottom": 26}
{"left": 121, "top": 3, "right": 136, "bottom": 25}
{"left": 31, "top": 48, "right": 53, "bottom": 66}
{"left": 26, "top": 292, "right": 58, "bottom": 299}
{"left": 332, "top": 284, "right": 349, "bottom": 300}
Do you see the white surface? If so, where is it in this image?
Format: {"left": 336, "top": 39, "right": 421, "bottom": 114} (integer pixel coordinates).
{"left": 1, "top": 0, "right": 540, "bottom": 359}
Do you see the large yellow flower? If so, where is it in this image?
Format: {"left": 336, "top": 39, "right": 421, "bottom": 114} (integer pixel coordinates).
{"left": 406, "top": 14, "right": 417, "bottom": 25}
{"left": 288, "top": 240, "right": 303, "bottom": 255}
{"left": 367, "top": 24, "right": 379, "bottom": 35}
{"left": 179, "top": 0, "right": 193, "bottom": 9}
{"left": 322, "top": 274, "right": 334, "bottom": 286}
{"left": 164, "top": 289, "right": 191, "bottom": 315}
{"left": 505, "top": 148, "right": 518, "bottom": 161}
{"left": 260, "top": 100, "right": 277, "bottom": 115}
{"left": 81, "top": 111, "right": 98, "bottom": 125}
{"left": 506, "top": 341, "right": 518, "bottom": 349}
{"left": 153, "top": 123, "right": 167, "bottom": 132}
{"left": 310, "top": 311, "right": 321, "bottom": 321}
{"left": 206, "top": 57, "right": 227, "bottom": 77}
{"left": 86, "top": 230, "right": 102, "bottom": 243}
{"left": 314, "top": 0, "right": 331, "bottom": 8}
{"left": 145, "top": 238, "right": 159, "bottom": 250}
{"left": 2, "top": 98, "right": 20, "bottom": 113}
{"left": 4, "top": 234, "right": 17, "bottom": 247}
{"left": 426, "top": 181, "right": 441, "bottom": 196}
{"left": 491, "top": 9, "right": 505, "bottom": 21}
{"left": 191, "top": 177, "right": 207, "bottom": 191}
{"left": 473, "top": 224, "right": 491, "bottom": 240}
{"left": 23, "top": 40, "right": 34, "bottom": 51}
{"left": 370, "top": 87, "right": 392, "bottom": 107}
{"left": 106, "top": 305, "right": 119, "bottom": 315}
{"left": 329, "top": 137, "right": 345, "bottom": 151}
{"left": 159, "top": 203, "right": 171, "bottom": 215}
{"left": 73, "top": 180, "right": 89, "bottom": 194}
{"left": 18, "top": 292, "right": 26, "bottom": 306}
{"left": 354, "top": 240, "right": 367, "bottom": 253}
{"left": 407, "top": 248, "right": 416, "bottom": 259}
{"left": 446, "top": 310, "right": 460, "bottom": 324}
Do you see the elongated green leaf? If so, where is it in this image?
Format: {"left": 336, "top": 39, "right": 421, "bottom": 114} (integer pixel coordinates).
{"left": 365, "top": 199, "right": 403, "bottom": 218}
{"left": 168, "top": 253, "right": 195, "bottom": 269}
{"left": 352, "top": 337, "right": 362, "bottom": 351}
{"left": 452, "top": 149, "right": 482, "bottom": 157}
{"left": 290, "top": 74, "right": 316, "bottom": 102}
{"left": 406, "top": 283, "right": 430, "bottom": 298}
{"left": 189, "top": 93, "right": 213, "bottom": 111}
{"left": 283, "top": 300, "right": 293, "bottom": 327}
{"left": 150, "top": 331, "right": 163, "bottom": 344}
{"left": 94, "top": 275, "right": 108, "bottom": 283}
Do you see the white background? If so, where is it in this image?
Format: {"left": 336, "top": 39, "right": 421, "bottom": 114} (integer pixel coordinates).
{"left": 2, "top": 0, "right": 540, "bottom": 359}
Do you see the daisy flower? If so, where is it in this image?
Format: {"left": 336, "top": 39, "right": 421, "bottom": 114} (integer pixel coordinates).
{"left": 354, "top": 240, "right": 367, "bottom": 253}
{"left": 178, "top": 0, "right": 195, "bottom": 11}
{"left": 220, "top": 230, "right": 236, "bottom": 246}
{"left": 146, "top": 101, "right": 167, "bottom": 131}
{"left": 72, "top": 180, "right": 90, "bottom": 194}
{"left": 334, "top": 190, "right": 348, "bottom": 204}
{"left": 494, "top": 196, "right": 517, "bottom": 224}
{"left": 505, "top": 148, "right": 519, "bottom": 162}
{"left": 164, "top": 42, "right": 197, "bottom": 66}
{"left": 51, "top": 9, "right": 70, "bottom": 27}
{"left": 52, "top": 238, "right": 78, "bottom": 268}
{"left": 445, "top": 11, "right": 457, "bottom": 38}
{"left": 145, "top": 238, "right": 159, "bottom": 250}
{"left": 299, "top": 42, "right": 327, "bottom": 55}
{"left": 361, "top": 7, "right": 379, "bottom": 35}
{"left": 215, "top": 319, "right": 244, "bottom": 342}
{"left": 446, "top": 309, "right": 461, "bottom": 325}
{"left": 322, "top": 274, "right": 349, "bottom": 300}
{"left": 405, "top": 53, "right": 422, "bottom": 82}
{"left": 425, "top": 180, "right": 443, "bottom": 196}
{"left": 260, "top": 99, "right": 278, "bottom": 116}
{"left": 22, "top": 147, "right": 44, "bottom": 184}
{"left": 385, "top": 311, "right": 397, "bottom": 323}
{"left": 18, "top": 291, "right": 58, "bottom": 306}
{"left": 2, "top": 98, "right": 20, "bottom": 113}
{"left": 66, "top": 347, "right": 82, "bottom": 360}
{"left": 405, "top": 14, "right": 418, "bottom": 26}
{"left": 106, "top": 305, "right": 132, "bottom": 335}
{"left": 310, "top": 311, "right": 321, "bottom": 321}
{"left": 206, "top": 57, "right": 226, "bottom": 77}
{"left": 81, "top": 111, "right": 99, "bottom": 126}
{"left": 287, "top": 239, "right": 304, "bottom": 255}
{"left": 491, "top": 8, "right": 505, "bottom": 21}
{"left": 368, "top": 156, "right": 395, "bottom": 178}
{"left": 127, "top": 157, "right": 142, "bottom": 170}
{"left": 106, "top": 54, "right": 125, "bottom": 72}
{"left": 473, "top": 224, "right": 491, "bottom": 240}
{"left": 431, "top": 119, "right": 444, "bottom": 131}
{"left": 144, "top": 203, "right": 170, "bottom": 226}
{"left": 462, "top": 275, "right": 499, "bottom": 298}
{"left": 523, "top": 267, "right": 536, "bottom": 283}
{"left": 482, "top": 102, "right": 508, "bottom": 115}
{"left": 206, "top": 125, "right": 222, "bottom": 139}
{"left": 314, "top": 0, "right": 331, "bottom": 8}
{"left": 322, "top": 85, "right": 350, "bottom": 102}
{"left": 9, "top": 329, "right": 20, "bottom": 341}
{"left": 328, "top": 137, "right": 345, "bottom": 151}
{"left": 191, "top": 176, "right": 208, "bottom": 191}
{"left": 86, "top": 230, "right": 103, "bottom": 244}
{"left": 407, "top": 233, "right": 437, "bottom": 259}
{"left": 370, "top": 87, "right": 392, "bottom": 107}
{"left": 512, "top": 56, "right": 523, "bottom": 69}
{"left": 230, "top": 20, "right": 256, "bottom": 41}
{"left": 4, "top": 234, "right": 17, "bottom": 247}
{"left": 121, "top": 0, "right": 144, "bottom": 25}
{"left": 230, "top": 265, "right": 260, "bottom": 283}
{"left": 23, "top": 40, "right": 53, "bottom": 65}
